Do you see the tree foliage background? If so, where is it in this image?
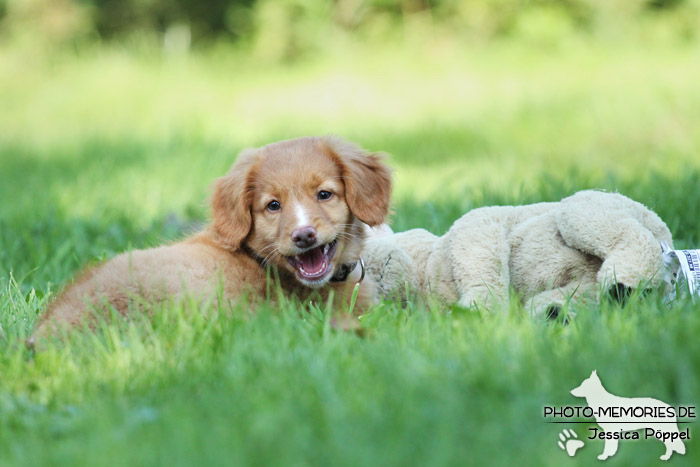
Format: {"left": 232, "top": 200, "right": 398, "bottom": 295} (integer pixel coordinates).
{"left": 1, "top": 0, "right": 699, "bottom": 59}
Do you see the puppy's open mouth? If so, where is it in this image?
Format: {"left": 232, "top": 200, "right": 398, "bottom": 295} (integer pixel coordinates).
{"left": 286, "top": 240, "right": 338, "bottom": 281}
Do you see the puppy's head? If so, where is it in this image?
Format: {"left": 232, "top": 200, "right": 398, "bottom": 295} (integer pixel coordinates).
{"left": 212, "top": 136, "right": 392, "bottom": 288}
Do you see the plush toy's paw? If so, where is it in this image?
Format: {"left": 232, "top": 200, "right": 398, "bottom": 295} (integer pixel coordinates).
{"left": 543, "top": 305, "right": 572, "bottom": 324}
{"left": 607, "top": 283, "right": 632, "bottom": 305}
{"left": 605, "top": 283, "right": 653, "bottom": 305}
{"left": 526, "top": 283, "right": 593, "bottom": 321}
{"left": 546, "top": 305, "right": 561, "bottom": 320}
{"left": 457, "top": 294, "right": 477, "bottom": 309}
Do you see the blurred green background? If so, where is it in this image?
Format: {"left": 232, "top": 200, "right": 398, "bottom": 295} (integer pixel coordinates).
{"left": 2, "top": 1, "right": 700, "bottom": 466}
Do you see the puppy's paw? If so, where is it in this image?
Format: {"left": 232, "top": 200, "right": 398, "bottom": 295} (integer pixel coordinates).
{"left": 330, "top": 314, "right": 365, "bottom": 337}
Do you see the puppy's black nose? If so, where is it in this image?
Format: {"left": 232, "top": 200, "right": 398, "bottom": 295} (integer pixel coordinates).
{"left": 292, "top": 226, "right": 317, "bottom": 249}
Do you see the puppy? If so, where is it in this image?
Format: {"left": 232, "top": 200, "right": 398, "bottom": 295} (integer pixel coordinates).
{"left": 30, "top": 136, "right": 392, "bottom": 342}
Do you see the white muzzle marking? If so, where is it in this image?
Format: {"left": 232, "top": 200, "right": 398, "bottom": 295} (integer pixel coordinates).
{"left": 295, "top": 203, "right": 310, "bottom": 228}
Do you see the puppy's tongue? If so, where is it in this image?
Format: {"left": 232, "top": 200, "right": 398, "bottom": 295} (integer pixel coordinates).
{"left": 298, "top": 246, "right": 325, "bottom": 275}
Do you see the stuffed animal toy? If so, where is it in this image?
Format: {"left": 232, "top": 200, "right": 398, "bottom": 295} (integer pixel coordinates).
{"left": 363, "top": 190, "right": 673, "bottom": 317}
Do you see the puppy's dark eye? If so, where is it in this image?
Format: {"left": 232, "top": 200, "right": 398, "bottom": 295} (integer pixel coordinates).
{"left": 317, "top": 190, "right": 333, "bottom": 201}
{"left": 267, "top": 200, "right": 281, "bottom": 212}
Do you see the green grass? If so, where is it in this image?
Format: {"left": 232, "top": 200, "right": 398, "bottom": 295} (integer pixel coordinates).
{"left": 1, "top": 40, "right": 700, "bottom": 465}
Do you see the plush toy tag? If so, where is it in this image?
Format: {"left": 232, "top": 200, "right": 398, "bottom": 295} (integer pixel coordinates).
{"left": 662, "top": 242, "right": 700, "bottom": 301}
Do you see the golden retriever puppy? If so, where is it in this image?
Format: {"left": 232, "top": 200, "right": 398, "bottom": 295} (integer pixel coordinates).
{"left": 29, "top": 136, "right": 392, "bottom": 343}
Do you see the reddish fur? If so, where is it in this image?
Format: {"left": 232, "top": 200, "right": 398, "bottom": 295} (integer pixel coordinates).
{"left": 30, "top": 136, "right": 392, "bottom": 343}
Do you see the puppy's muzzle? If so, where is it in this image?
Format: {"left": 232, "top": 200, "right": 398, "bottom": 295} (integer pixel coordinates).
{"left": 292, "top": 226, "right": 317, "bottom": 249}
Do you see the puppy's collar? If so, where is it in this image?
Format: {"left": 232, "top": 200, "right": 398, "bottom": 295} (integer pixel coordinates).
{"left": 331, "top": 257, "right": 365, "bottom": 284}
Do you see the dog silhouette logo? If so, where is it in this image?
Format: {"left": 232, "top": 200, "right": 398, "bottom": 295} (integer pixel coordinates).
{"left": 570, "top": 370, "right": 687, "bottom": 461}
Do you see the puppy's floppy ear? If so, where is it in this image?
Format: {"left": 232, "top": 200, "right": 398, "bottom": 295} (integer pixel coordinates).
{"left": 323, "top": 136, "right": 392, "bottom": 226}
{"left": 211, "top": 149, "right": 259, "bottom": 250}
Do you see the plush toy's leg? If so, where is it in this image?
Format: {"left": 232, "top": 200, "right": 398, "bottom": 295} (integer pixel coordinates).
{"left": 447, "top": 216, "right": 510, "bottom": 311}
{"left": 526, "top": 280, "right": 596, "bottom": 319}
{"left": 557, "top": 192, "right": 672, "bottom": 290}
{"left": 587, "top": 218, "right": 663, "bottom": 290}
{"left": 363, "top": 238, "right": 418, "bottom": 303}
{"left": 559, "top": 191, "right": 673, "bottom": 246}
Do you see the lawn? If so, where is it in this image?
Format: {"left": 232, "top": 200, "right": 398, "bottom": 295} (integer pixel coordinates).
{"left": 1, "top": 40, "right": 700, "bottom": 465}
